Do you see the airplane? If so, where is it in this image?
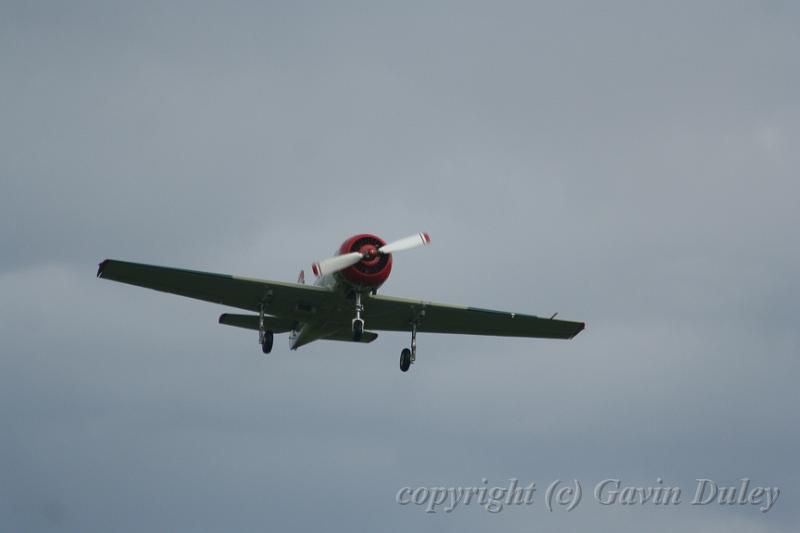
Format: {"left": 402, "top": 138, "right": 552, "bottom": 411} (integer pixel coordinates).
{"left": 97, "top": 232, "right": 585, "bottom": 372}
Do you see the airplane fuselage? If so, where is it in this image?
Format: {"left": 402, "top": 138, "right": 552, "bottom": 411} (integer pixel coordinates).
{"left": 290, "top": 234, "right": 394, "bottom": 349}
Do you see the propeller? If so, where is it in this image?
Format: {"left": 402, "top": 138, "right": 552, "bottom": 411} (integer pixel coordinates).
{"left": 312, "top": 232, "right": 431, "bottom": 277}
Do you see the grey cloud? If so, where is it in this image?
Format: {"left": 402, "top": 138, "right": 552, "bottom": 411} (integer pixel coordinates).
{"left": 1, "top": 1, "right": 799, "bottom": 531}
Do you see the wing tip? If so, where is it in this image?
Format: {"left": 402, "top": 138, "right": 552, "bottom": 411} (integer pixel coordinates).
{"left": 571, "top": 321, "right": 586, "bottom": 338}
{"left": 97, "top": 259, "right": 110, "bottom": 278}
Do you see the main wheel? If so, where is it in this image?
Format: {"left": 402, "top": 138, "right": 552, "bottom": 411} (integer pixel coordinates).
{"left": 261, "top": 331, "right": 274, "bottom": 354}
{"left": 399, "top": 348, "right": 411, "bottom": 372}
{"left": 352, "top": 319, "right": 364, "bottom": 342}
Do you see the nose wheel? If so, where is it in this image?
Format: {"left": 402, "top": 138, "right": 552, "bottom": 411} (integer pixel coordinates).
{"left": 352, "top": 292, "right": 365, "bottom": 341}
{"left": 399, "top": 322, "right": 418, "bottom": 373}
{"left": 352, "top": 318, "right": 364, "bottom": 342}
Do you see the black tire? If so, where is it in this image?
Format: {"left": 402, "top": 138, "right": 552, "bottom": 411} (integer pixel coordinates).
{"left": 261, "top": 331, "right": 274, "bottom": 354}
{"left": 353, "top": 320, "right": 364, "bottom": 342}
{"left": 399, "top": 348, "right": 411, "bottom": 372}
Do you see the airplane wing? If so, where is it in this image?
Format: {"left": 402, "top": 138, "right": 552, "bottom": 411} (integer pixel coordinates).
{"left": 97, "top": 259, "right": 338, "bottom": 321}
{"left": 97, "top": 259, "right": 584, "bottom": 341}
{"left": 364, "top": 294, "right": 585, "bottom": 339}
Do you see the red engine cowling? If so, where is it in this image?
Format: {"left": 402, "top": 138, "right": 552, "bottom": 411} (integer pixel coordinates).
{"left": 335, "top": 233, "right": 393, "bottom": 289}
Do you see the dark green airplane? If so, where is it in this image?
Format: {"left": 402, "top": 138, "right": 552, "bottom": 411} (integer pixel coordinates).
{"left": 98, "top": 232, "right": 584, "bottom": 373}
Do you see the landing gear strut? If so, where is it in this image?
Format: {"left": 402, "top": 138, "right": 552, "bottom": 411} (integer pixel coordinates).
{"left": 352, "top": 291, "right": 365, "bottom": 341}
{"left": 259, "top": 304, "right": 273, "bottom": 354}
{"left": 399, "top": 322, "right": 417, "bottom": 373}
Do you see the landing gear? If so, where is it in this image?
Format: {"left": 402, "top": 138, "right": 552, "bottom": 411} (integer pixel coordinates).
{"left": 261, "top": 331, "right": 274, "bottom": 354}
{"left": 400, "top": 348, "right": 411, "bottom": 372}
{"left": 352, "top": 291, "right": 365, "bottom": 341}
{"left": 352, "top": 319, "right": 364, "bottom": 342}
{"left": 399, "top": 322, "right": 418, "bottom": 373}
{"left": 258, "top": 303, "right": 273, "bottom": 354}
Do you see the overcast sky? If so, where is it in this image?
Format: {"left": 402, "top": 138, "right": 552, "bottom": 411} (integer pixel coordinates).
{"left": 1, "top": 1, "right": 798, "bottom": 531}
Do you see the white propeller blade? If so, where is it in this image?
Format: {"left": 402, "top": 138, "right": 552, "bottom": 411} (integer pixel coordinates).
{"left": 312, "top": 252, "right": 363, "bottom": 277}
{"left": 378, "top": 232, "right": 431, "bottom": 254}
{"left": 311, "top": 232, "right": 432, "bottom": 277}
